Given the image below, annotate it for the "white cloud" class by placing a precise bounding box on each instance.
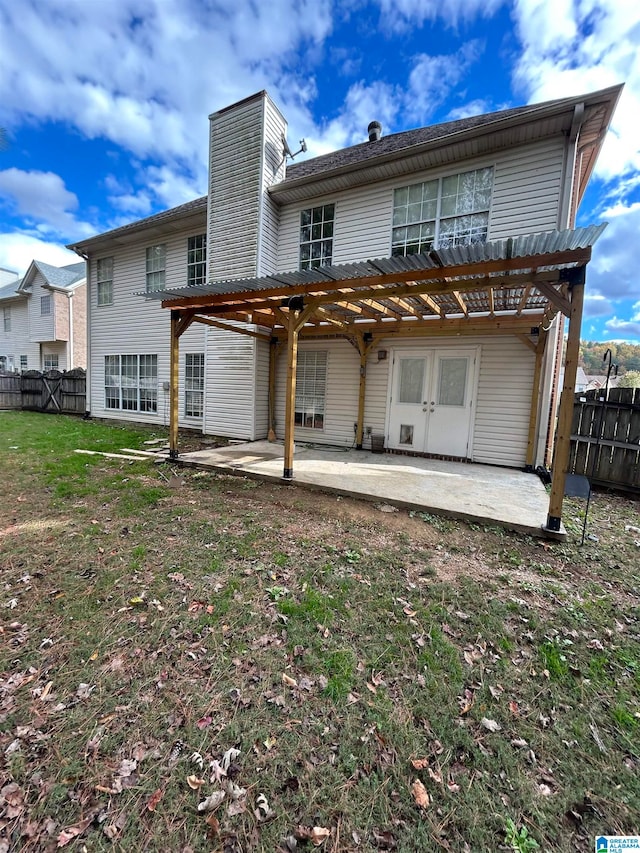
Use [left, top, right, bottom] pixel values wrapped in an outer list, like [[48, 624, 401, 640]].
[[375, 0, 505, 31], [604, 316, 640, 339], [583, 293, 613, 318], [0, 169, 95, 240], [405, 41, 484, 123], [588, 204, 640, 300], [0, 233, 80, 277], [511, 0, 640, 181], [445, 99, 493, 121], [0, 0, 333, 168]]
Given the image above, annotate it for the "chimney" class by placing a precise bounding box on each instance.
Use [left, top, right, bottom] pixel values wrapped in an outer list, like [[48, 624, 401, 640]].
[[368, 121, 382, 142]]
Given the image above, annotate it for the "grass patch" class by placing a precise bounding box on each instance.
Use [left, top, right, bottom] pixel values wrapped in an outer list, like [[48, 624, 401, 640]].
[[0, 412, 639, 851]]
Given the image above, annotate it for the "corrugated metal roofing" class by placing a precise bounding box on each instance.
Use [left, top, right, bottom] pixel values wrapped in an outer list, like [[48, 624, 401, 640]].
[[142, 225, 606, 303]]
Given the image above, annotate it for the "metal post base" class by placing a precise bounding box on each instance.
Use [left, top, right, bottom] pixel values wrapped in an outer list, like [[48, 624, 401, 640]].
[[545, 514, 561, 532], [169, 449, 179, 461], [282, 468, 293, 480]]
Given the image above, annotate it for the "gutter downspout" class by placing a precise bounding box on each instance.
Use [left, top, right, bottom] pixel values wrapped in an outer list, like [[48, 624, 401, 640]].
[[68, 291, 74, 370]]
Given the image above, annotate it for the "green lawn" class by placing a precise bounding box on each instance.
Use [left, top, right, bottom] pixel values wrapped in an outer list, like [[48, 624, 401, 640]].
[[0, 411, 638, 852]]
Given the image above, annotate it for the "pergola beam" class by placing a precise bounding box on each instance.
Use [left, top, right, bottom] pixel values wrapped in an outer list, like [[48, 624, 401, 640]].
[[161, 249, 589, 311]]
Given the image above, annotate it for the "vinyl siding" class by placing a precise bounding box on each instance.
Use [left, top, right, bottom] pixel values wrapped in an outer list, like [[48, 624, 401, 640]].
[[0, 298, 39, 368], [258, 96, 287, 275], [276, 138, 565, 270], [88, 225, 206, 427], [254, 336, 270, 438], [28, 273, 56, 342], [204, 325, 257, 439], [209, 96, 263, 280], [273, 335, 535, 468]]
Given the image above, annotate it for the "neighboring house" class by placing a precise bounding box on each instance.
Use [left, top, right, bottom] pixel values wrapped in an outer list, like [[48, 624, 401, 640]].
[[0, 261, 87, 372], [69, 86, 621, 529]]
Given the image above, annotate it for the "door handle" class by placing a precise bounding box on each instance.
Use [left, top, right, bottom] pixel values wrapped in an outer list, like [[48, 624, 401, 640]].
[[430, 408, 435, 413]]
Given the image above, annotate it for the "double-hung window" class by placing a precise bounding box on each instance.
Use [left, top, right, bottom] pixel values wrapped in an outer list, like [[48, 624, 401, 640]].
[[105, 354, 158, 412], [41, 295, 51, 316], [97, 257, 113, 305], [299, 204, 334, 270], [43, 353, 58, 370], [185, 353, 204, 418], [295, 351, 327, 429], [392, 167, 493, 255], [3, 307, 10, 332], [20, 355, 28, 370], [187, 235, 206, 286], [146, 245, 166, 292]]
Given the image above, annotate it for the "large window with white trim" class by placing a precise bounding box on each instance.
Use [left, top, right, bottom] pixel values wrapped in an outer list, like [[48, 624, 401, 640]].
[[392, 167, 493, 255], [97, 257, 113, 306], [43, 353, 58, 370], [295, 351, 327, 429], [185, 353, 204, 418], [105, 354, 157, 412], [299, 204, 334, 270], [187, 235, 206, 286], [146, 245, 166, 292]]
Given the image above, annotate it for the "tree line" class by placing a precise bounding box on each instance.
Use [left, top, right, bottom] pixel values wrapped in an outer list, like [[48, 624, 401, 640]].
[[580, 341, 640, 375]]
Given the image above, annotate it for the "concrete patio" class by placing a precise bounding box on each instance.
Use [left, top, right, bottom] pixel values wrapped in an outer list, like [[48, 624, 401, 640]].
[[170, 441, 561, 538]]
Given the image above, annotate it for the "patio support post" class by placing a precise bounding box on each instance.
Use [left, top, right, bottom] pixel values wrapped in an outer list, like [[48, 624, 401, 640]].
[[283, 310, 300, 480], [355, 334, 376, 449], [525, 328, 548, 471], [169, 309, 180, 460], [545, 269, 585, 532], [268, 336, 278, 442]]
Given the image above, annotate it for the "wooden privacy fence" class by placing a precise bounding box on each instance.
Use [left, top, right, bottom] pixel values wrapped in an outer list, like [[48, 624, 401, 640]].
[[0, 368, 86, 415], [570, 387, 640, 492]]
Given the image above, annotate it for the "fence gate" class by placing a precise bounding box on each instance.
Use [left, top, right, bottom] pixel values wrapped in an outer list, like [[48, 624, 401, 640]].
[[570, 387, 640, 492], [0, 368, 86, 414]]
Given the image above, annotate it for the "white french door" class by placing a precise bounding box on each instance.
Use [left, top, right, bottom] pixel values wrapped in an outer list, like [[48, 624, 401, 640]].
[[387, 348, 477, 458]]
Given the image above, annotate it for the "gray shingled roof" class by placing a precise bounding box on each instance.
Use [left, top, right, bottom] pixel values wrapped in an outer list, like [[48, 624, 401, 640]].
[[69, 196, 207, 251], [281, 94, 586, 184], [0, 278, 22, 300], [34, 260, 86, 289]]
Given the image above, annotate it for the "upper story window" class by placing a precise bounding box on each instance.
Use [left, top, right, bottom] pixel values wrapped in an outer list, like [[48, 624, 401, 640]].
[[300, 204, 334, 270], [187, 234, 206, 286], [41, 294, 51, 316], [146, 244, 166, 292], [97, 257, 113, 306], [3, 307, 10, 332], [392, 167, 493, 256]]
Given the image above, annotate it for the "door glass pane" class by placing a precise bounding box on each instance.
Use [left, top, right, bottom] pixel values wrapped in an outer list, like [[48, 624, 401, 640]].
[[438, 357, 467, 407], [399, 424, 414, 445], [398, 358, 425, 404]]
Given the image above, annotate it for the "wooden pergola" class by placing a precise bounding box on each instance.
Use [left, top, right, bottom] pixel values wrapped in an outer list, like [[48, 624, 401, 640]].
[[151, 226, 604, 534]]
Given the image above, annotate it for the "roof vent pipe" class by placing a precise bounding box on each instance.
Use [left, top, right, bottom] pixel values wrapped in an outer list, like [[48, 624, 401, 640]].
[[368, 121, 382, 142]]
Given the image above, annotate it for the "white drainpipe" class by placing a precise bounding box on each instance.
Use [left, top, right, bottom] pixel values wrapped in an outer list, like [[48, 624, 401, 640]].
[[68, 291, 74, 370]]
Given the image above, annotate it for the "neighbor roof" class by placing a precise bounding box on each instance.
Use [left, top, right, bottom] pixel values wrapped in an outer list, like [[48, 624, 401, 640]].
[[34, 261, 86, 289], [0, 278, 22, 300]]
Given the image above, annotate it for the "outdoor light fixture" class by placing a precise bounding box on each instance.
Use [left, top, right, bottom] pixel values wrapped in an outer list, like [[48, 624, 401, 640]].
[[377, 349, 387, 361]]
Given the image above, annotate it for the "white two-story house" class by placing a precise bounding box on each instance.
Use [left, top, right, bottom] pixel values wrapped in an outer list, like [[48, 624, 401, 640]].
[[69, 86, 621, 528], [0, 260, 87, 372]]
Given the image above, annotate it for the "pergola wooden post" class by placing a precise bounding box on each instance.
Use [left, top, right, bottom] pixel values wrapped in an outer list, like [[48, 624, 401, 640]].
[[525, 328, 548, 471], [545, 268, 585, 532], [169, 309, 180, 459], [268, 337, 278, 441], [282, 308, 300, 479], [355, 333, 376, 449]]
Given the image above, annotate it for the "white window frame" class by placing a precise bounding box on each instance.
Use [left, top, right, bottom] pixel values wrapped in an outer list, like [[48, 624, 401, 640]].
[[185, 352, 204, 418], [41, 294, 52, 316], [391, 167, 493, 255], [295, 350, 327, 430], [97, 257, 113, 306], [146, 245, 166, 293], [20, 355, 28, 370], [43, 353, 59, 370], [104, 354, 158, 413], [187, 234, 206, 286], [3, 307, 10, 332], [299, 204, 334, 270]]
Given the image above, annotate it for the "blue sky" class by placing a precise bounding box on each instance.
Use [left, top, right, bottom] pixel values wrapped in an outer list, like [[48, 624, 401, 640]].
[[0, 0, 639, 340]]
